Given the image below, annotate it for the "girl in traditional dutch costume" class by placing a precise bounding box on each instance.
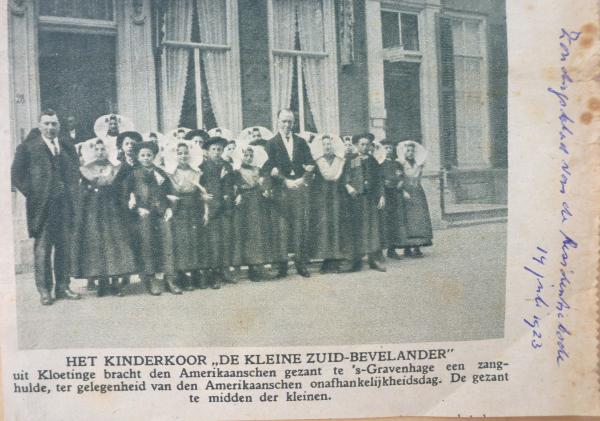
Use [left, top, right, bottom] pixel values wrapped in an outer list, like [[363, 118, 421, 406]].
[[71, 139, 136, 297], [166, 142, 209, 290], [125, 141, 181, 295], [379, 139, 408, 259], [199, 137, 236, 288], [113, 131, 144, 291], [397, 141, 433, 257], [309, 135, 349, 273], [342, 134, 387, 273], [231, 146, 271, 281]]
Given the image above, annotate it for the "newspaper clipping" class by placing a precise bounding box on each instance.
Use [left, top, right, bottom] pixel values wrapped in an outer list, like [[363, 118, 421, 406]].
[[0, 0, 599, 420]]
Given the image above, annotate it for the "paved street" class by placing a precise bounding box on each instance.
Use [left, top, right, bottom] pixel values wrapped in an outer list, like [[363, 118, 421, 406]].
[[15, 222, 506, 349]]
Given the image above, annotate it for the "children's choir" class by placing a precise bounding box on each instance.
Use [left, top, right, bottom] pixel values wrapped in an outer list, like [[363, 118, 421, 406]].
[[69, 112, 433, 298]]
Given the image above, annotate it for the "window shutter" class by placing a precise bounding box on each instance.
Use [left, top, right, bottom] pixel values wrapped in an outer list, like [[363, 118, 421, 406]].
[[438, 16, 458, 169]]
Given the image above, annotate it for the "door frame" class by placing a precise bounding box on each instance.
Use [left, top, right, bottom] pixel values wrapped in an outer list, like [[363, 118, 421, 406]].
[[383, 59, 423, 143]]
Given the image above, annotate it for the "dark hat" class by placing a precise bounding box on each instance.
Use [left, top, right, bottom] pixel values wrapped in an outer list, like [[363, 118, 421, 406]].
[[116, 131, 143, 149], [184, 129, 209, 142], [352, 133, 373, 144], [202, 136, 228, 150], [133, 140, 159, 157]]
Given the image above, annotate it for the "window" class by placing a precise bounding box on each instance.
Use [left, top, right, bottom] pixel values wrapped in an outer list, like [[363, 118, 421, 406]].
[[269, 0, 339, 133], [159, 0, 241, 132], [39, 0, 114, 21], [381, 10, 419, 51], [450, 16, 488, 167]]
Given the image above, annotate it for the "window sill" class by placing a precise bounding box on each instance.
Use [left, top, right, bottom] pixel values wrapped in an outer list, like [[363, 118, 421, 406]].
[[383, 48, 422, 62]]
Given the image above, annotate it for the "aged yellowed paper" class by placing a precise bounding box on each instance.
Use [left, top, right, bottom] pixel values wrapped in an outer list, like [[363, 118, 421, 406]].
[[0, 0, 599, 419]]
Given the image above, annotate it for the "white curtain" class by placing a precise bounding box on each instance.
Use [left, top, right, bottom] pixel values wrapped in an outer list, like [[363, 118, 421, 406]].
[[197, 0, 236, 129], [296, 0, 326, 132], [271, 0, 296, 119], [161, 0, 194, 131], [453, 19, 487, 166], [296, 0, 341, 133]]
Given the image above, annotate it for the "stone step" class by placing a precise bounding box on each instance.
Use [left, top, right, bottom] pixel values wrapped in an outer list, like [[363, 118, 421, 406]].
[[445, 216, 507, 229], [443, 203, 508, 225]]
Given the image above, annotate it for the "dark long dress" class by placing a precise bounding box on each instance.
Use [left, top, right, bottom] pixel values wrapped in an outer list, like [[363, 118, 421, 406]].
[[401, 161, 433, 247], [124, 165, 175, 275], [309, 155, 349, 260], [380, 158, 408, 249], [71, 161, 136, 278], [344, 154, 384, 257], [199, 158, 234, 269], [167, 165, 206, 271], [231, 165, 270, 266], [115, 157, 138, 252]]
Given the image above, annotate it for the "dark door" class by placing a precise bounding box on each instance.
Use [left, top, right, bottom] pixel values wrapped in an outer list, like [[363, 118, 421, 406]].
[[38, 31, 117, 140], [383, 61, 422, 143]]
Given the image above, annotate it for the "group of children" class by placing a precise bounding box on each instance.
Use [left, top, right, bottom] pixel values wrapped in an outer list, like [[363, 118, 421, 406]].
[[70, 127, 433, 298]]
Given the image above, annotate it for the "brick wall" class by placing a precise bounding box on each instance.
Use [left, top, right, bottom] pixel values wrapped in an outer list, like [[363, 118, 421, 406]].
[[238, 0, 272, 129], [336, 0, 370, 136]]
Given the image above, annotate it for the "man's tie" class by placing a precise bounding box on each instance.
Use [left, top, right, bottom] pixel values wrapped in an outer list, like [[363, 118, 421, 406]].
[[287, 136, 295, 176], [52, 139, 60, 156]]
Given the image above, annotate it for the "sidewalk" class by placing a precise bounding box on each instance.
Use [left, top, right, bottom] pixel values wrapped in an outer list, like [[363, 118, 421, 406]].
[[14, 221, 506, 349]]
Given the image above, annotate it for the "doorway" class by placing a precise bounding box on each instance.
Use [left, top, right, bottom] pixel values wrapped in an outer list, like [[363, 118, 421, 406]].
[[383, 61, 422, 143], [38, 31, 117, 140]]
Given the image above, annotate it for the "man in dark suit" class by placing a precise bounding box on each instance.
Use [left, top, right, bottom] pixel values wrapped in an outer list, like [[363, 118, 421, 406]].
[[264, 109, 315, 278], [63, 115, 85, 145], [11, 109, 82, 305]]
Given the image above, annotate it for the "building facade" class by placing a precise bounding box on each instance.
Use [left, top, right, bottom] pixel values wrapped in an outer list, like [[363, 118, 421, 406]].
[[8, 0, 507, 272]]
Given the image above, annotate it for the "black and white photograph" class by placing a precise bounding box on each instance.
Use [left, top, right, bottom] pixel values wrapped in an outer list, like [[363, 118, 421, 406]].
[[8, 0, 507, 349]]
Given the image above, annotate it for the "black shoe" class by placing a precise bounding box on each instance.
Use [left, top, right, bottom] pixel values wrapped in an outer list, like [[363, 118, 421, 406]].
[[342, 260, 363, 273], [97, 279, 109, 297], [386, 249, 402, 260], [107, 278, 124, 296], [55, 288, 81, 300], [248, 266, 261, 282], [275, 262, 288, 278], [39, 290, 53, 306], [178, 272, 194, 291], [319, 260, 333, 274], [192, 271, 207, 289], [86, 279, 97, 291], [331, 261, 342, 273], [166, 277, 183, 295], [119, 276, 131, 287], [222, 269, 237, 284], [404, 247, 413, 258], [413, 248, 424, 258], [206, 271, 221, 289], [368, 260, 387, 272], [296, 265, 311, 278], [149, 278, 162, 296]]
